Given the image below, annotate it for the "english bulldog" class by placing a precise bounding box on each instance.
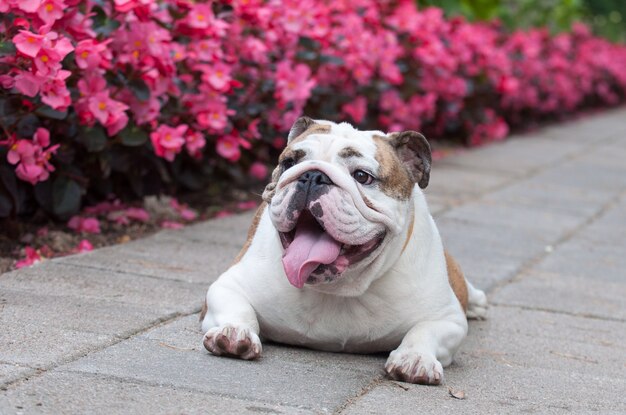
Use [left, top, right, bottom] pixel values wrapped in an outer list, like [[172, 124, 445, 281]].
[[200, 117, 487, 385]]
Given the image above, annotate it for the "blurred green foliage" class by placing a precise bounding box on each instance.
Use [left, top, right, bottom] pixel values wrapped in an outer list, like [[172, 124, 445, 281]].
[[418, 0, 625, 42]]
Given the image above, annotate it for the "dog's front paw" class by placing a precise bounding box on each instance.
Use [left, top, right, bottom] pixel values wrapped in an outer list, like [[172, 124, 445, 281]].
[[385, 350, 443, 385], [202, 325, 262, 360]]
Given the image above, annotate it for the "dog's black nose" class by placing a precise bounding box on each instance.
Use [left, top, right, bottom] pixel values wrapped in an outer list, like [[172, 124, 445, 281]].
[[298, 170, 333, 186]]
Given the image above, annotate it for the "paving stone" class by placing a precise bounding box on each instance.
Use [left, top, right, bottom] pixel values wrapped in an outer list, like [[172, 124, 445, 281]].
[[536, 236, 626, 283], [440, 199, 584, 240], [425, 163, 511, 202], [441, 137, 585, 176], [59, 228, 244, 285], [530, 158, 626, 192], [342, 367, 626, 415], [480, 178, 614, 217], [436, 217, 546, 289], [61, 315, 384, 412], [492, 269, 626, 321], [343, 306, 626, 414], [0, 371, 317, 415], [0, 263, 204, 312], [0, 364, 36, 388], [0, 289, 170, 368]]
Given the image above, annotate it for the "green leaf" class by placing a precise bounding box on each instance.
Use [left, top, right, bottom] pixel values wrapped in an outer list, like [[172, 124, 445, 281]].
[[0, 41, 16, 57], [35, 106, 68, 120], [319, 54, 345, 65], [77, 126, 108, 152], [129, 79, 151, 101], [52, 177, 82, 219], [119, 124, 149, 146], [298, 36, 320, 50], [0, 165, 18, 217], [16, 114, 40, 138]]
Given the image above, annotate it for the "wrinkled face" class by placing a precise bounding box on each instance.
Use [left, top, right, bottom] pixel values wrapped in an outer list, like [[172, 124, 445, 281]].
[[264, 117, 431, 293]]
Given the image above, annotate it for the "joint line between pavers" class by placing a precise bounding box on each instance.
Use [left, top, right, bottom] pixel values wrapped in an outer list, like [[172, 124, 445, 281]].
[[0, 309, 200, 391], [332, 375, 386, 415], [490, 302, 626, 323], [54, 369, 321, 411], [51, 260, 206, 285], [433, 130, 623, 217], [487, 188, 626, 298]]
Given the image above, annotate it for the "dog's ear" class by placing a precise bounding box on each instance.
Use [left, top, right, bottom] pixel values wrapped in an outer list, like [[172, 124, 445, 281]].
[[288, 116, 316, 143], [388, 131, 431, 189]]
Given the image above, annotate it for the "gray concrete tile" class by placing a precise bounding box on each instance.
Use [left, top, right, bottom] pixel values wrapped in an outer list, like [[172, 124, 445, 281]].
[[341, 368, 626, 415], [0, 263, 204, 312], [425, 164, 511, 201], [59, 228, 243, 285], [536, 236, 626, 283], [0, 371, 316, 415], [441, 137, 585, 176], [343, 306, 626, 414], [492, 270, 626, 321], [481, 178, 614, 218], [60, 315, 384, 412], [440, 200, 584, 239], [436, 218, 546, 289], [530, 159, 626, 192], [0, 289, 171, 368], [0, 364, 36, 388]]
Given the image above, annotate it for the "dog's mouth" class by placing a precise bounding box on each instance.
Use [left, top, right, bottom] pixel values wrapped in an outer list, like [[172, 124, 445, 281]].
[[279, 210, 385, 289]]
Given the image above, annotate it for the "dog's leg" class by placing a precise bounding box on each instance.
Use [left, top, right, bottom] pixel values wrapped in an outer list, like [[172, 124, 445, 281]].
[[466, 279, 488, 320], [201, 277, 262, 360], [385, 318, 467, 385]]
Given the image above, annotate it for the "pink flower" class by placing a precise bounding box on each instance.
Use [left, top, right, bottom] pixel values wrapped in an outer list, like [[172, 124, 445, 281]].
[[15, 246, 43, 269], [68, 216, 101, 234], [6, 128, 58, 185], [185, 131, 206, 158], [12, 30, 44, 58], [169, 198, 197, 221], [275, 61, 316, 104], [150, 124, 188, 161], [216, 134, 241, 162], [248, 162, 267, 180], [40, 70, 72, 110], [214, 210, 233, 218], [161, 220, 184, 229], [37, 0, 65, 25], [87, 92, 129, 135], [18, 0, 41, 12], [342, 96, 367, 124], [237, 201, 258, 211], [202, 63, 232, 92], [125, 207, 150, 222], [75, 239, 94, 253], [75, 39, 112, 69]]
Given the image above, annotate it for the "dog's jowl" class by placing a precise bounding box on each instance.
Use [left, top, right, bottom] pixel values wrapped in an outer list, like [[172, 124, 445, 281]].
[[201, 116, 487, 385]]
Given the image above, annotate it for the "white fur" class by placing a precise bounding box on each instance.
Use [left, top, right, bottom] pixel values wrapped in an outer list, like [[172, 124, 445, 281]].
[[201, 121, 487, 385]]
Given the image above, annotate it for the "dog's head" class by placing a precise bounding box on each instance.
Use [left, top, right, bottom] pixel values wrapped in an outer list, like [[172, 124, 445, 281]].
[[264, 116, 431, 296]]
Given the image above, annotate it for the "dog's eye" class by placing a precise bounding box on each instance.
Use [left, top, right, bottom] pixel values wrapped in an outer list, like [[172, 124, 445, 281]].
[[281, 158, 296, 170], [352, 170, 374, 185]]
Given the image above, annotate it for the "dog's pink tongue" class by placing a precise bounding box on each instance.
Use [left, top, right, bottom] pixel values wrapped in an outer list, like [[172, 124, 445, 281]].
[[282, 219, 342, 289]]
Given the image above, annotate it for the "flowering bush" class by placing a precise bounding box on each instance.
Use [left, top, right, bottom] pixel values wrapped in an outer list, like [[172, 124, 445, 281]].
[[1, 0, 625, 220]]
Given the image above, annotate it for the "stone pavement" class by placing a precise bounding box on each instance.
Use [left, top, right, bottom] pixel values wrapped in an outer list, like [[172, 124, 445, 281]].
[[2, 109, 626, 414]]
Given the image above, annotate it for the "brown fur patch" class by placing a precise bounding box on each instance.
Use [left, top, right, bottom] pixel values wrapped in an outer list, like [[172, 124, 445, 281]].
[[289, 124, 331, 145], [338, 146, 363, 159], [372, 135, 414, 200], [401, 215, 415, 255], [278, 148, 306, 164], [232, 202, 267, 265], [199, 299, 208, 322], [445, 251, 468, 313]]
